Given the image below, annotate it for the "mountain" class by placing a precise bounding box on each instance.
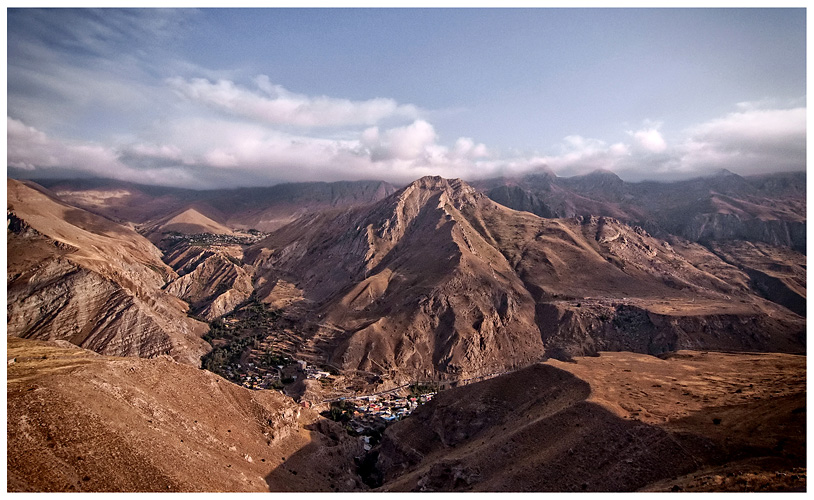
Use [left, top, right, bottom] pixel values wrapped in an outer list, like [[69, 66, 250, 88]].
[[474, 169, 806, 252], [34, 178, 397, 233], [7, 179, 209, 364], [17, 177, 397, 323], [373, 350, 805, 492], [247, 176, 546, 380], [6, 337, 365, 492], [246, 176, 804, 380], [145, 207, 235, 238], [162, 242, 253, 320]]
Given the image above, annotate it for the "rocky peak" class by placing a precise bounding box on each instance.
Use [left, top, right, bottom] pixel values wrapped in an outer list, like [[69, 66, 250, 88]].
[[400, 176, 482, 207], [708, 168, 738, 178]]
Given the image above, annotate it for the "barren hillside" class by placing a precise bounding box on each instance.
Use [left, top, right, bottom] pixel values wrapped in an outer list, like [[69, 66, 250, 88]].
[[247, 176, 804, 380], [6, 337, 365, 492], [7, 179, 209, 364], [375, 350, 806, 492]]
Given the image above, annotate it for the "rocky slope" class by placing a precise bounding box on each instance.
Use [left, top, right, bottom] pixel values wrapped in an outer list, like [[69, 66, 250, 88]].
[[373, 350, 806, 492], [248, 176, 545, 380], [162, 242, 253, 320], [6, 337, 365, 492], [475, 169, 806, 252], [247, 176, 804, 379], [7, 179, 209, 364], [706, 240, 806, 317]]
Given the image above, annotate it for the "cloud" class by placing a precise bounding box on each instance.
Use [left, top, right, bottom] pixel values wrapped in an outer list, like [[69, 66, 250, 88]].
[[528, 135, 631, 177], [8, 117, 210, 188], [452, 137, 489, 159], [7, 93, 805, 189], [8, 117, 122, 172], [7, 9, 197, 132], [514, 106, 805, 181], [628, 125, 667, 153], [666, 107, 806, 177], [167, 75, 421, 128], [362, 120, 438, 161]]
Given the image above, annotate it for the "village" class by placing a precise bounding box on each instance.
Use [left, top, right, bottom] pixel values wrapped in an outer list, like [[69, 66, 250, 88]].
[[161, 229, 267, 247], [223, 346, 437, 438], [202, 303, 440, 441]]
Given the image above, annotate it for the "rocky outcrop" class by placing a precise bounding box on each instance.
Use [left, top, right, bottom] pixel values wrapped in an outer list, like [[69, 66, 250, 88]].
[[7, 179, 209, 365], [536, 302, 805, 360], [163, 244, 253, 320]]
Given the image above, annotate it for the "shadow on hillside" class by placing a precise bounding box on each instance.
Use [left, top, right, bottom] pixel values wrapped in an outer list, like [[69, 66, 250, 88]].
[[262, 417, 366, 492], [260, 360, 805, 492], [368, 362, 804, 492]]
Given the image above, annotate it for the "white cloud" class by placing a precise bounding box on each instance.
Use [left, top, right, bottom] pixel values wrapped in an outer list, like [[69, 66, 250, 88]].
[[8, 117, 122, 172], [685, 107, 805, 147], [628, 125, 667, 153], [167, 75, 421, 128], [668, 107, 806, 177], [452, 137, 489, 159], [363, 120, 438, 162], [8, 99, 806, 189], [513, 106, 805, 181], [528, 135, 631, 177]]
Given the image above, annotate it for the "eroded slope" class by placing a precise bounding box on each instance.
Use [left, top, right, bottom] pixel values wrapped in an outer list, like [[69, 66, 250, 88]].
[[7, 179, 208, 364]]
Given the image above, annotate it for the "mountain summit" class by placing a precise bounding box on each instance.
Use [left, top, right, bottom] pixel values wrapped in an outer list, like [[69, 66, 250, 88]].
[[248, 176, 804, 380]]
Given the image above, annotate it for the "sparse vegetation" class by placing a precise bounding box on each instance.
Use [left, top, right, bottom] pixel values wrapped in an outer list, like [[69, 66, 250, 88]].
[[408, 382, 438, 397], [200, 299, 288, 381], [324, 401, 356, 423]]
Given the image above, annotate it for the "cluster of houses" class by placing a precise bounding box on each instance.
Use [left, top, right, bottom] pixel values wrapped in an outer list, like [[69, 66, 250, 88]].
[[226, 357, 333, 391], [344, 392, 437, 435], [297, 360, 332, 380], [163, 230, 266, 246]]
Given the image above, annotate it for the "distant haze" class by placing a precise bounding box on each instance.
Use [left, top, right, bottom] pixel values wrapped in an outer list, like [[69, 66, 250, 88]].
[[7, 8, 806, 189]]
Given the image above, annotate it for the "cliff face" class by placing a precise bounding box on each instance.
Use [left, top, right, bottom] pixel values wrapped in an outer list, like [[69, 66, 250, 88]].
[[7, 179, 209, 365], [679, 213, 806, 253]]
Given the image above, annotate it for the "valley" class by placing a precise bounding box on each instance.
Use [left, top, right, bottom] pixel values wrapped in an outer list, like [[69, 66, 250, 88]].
[[6, 170, 806, 492]]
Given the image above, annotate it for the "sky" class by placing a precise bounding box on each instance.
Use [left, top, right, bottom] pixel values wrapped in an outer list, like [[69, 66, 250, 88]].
[[5, 7, 807, 189]]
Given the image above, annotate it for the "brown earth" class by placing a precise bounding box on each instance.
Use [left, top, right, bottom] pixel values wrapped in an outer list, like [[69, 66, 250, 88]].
[[6, 340, 804, 493], [374, 350, 806, 492], [246, 176, 804, 380], [162, 243, 253, 320], [6, 337, 366, 492], [475, 169, 806, 252], [7, 179, 209, 364]]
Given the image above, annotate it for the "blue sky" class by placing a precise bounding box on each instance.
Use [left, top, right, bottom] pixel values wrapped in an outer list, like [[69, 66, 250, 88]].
[[6, 7, 807, 188]]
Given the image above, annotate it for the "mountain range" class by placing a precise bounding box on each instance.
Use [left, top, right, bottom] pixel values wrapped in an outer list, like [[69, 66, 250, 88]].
[[6, 168, 806, 492]]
